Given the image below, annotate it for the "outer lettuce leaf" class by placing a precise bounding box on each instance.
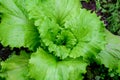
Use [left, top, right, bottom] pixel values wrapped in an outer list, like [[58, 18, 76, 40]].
[[97, 44, 120, 71], [0, 13, 1, 23], [29, 48, 87, 80], [26, 0, 81, 26], [117, 61, 120, 75], [65, 9, 105, 59], [97, 30, 120, 73], [26, 0, 105, 59], [0, 0, 40, 50], [0, 51, 30, 80]]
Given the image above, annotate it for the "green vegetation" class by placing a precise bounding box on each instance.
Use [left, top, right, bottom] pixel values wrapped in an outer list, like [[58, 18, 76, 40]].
[[0, 0, 120, 80]]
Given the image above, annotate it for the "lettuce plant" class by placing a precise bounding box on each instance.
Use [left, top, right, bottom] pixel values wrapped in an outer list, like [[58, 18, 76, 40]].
[[0, 0, 120, 80]]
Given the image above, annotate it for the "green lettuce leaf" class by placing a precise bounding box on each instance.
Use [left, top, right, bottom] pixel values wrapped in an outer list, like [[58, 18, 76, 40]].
[[96, 30, 120, 73], [0, 0, 40, 50], [117, 61, 120, 75], [65, 9, 105, 59], [29, 48, 87, 80], [0, 13, 1, 23], [0, 51, 30, 80], [26, 0, 105, 59], [26, 0, 81, 26]]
